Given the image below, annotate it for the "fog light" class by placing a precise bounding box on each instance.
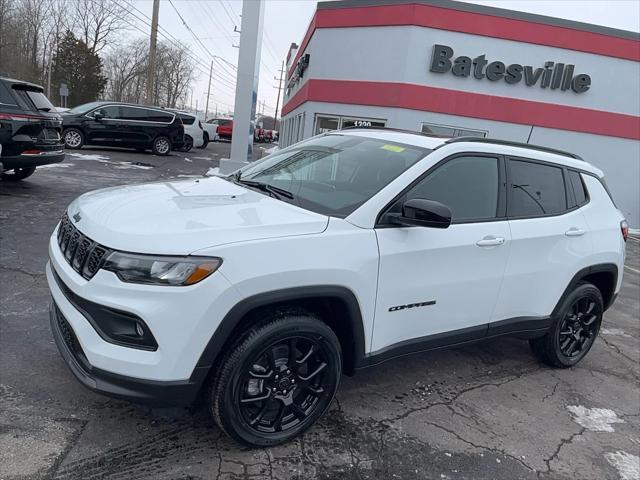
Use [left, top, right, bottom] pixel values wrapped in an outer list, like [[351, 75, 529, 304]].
[[135, 323, 145, 337]]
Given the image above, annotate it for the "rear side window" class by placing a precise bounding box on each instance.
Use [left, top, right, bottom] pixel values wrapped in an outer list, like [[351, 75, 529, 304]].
[[179, 114, 195, 125], [148, 110, 173, 123], [120, 106, 149, 121], [568, 170, 588, 206], [0, 83, 17, 106], [94, 105, 121, 118], [404, 156, 500, 222], [508, 160, 567, 217]]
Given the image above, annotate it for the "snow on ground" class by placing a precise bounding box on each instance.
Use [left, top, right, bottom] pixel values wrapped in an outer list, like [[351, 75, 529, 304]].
[[262, 145, 279, 155], [205, 167, 220, 176], [605, 451, 640, 480], [37, 163, 75, 169], [113, 162, 153, 170], [67, 153, 110, 162], [184, 157, 193, 162], [567, 405, 625, 432]]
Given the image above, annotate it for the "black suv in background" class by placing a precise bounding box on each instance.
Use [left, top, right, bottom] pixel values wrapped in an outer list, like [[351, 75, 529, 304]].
[[61, 102, 184, 155], [0, 77, 65, 181]]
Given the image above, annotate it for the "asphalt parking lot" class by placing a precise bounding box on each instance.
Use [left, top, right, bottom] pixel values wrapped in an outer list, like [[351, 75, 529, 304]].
[[1, 142, 638, 480]]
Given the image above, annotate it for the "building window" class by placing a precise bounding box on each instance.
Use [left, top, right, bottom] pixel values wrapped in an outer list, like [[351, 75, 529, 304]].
[[313, 114, 387, 135], [421, 123, 487, 138]]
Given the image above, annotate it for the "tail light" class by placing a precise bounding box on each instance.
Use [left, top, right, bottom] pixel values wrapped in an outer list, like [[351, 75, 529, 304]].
[[0, 112, 44, 122], [620, 219, 629, 242]]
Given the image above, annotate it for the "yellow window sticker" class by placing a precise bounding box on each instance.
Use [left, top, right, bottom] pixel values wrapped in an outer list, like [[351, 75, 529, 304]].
[[381, 144, 405, 153]]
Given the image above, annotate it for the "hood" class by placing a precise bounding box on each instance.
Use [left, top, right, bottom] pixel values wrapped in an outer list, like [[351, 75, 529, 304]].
[[67, 176, 329, 254]]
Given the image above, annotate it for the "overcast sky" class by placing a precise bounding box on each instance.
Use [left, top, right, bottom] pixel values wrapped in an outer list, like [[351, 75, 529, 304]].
[[131, 0, 640, 119]]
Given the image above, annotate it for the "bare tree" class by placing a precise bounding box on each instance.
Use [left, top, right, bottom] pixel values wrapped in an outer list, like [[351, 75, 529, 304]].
[[72, 0, 128, 54], [103, 40, 148, 102], [155, 41, 196, 108]]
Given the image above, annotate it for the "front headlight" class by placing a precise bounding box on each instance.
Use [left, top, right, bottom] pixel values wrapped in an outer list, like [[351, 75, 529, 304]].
[[102, 252, 222, 286]]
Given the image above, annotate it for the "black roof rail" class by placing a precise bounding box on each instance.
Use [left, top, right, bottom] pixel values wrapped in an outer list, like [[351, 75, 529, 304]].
[[444, 137, 583, 160]]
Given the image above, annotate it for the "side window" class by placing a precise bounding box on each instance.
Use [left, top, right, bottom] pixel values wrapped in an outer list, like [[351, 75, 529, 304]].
[[508, 160, 567, 217], [0, 83, 17, 105], [148, 111, 173, 122], [120, 106, 149, 121], [94, 106, 120, 118], [179, 114, 195, 125], [568, 170, 588, 206], [401, 156, 500, 222]]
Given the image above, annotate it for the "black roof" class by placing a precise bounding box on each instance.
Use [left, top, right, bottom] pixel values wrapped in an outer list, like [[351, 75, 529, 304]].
[[0, 76, 44, 91]]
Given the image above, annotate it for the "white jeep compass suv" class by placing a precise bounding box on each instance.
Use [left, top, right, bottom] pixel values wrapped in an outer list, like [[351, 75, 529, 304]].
[[47, 128, 628, 446]]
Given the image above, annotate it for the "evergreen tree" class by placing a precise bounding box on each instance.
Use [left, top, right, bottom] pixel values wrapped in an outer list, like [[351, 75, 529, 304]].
[[52, 30, 107, 107]]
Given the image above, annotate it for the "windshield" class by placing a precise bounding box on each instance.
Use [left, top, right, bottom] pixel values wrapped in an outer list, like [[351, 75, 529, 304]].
[[236, 134, 431, 217], [68, 101, 104, 115]]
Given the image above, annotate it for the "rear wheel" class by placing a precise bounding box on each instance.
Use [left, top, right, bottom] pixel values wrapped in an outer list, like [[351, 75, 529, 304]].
[[530, 282, 603, 368], [1, 166, 36, 181], [198, 132, 209, 149], [63, 128, 84, 149], [181, 135, 193, 152], [152, 136, 171, 156], [208, 311, 342, 447]]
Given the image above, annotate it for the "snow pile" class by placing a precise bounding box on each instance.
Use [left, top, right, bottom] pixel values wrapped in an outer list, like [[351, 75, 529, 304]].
[[604, 451, 640, 480], [567, 405, 624, 432], [67, 153, 110, 162]]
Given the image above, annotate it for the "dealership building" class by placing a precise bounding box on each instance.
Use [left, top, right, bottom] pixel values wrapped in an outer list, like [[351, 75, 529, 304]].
[[279, 0, 640, 227]]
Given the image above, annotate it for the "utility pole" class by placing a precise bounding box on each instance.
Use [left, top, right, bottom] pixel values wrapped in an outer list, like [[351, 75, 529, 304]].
[[223, 0, 265, 173], [205, 60, 213, 121], [146, 0, 160, 105], [273, 60, 285, 130]]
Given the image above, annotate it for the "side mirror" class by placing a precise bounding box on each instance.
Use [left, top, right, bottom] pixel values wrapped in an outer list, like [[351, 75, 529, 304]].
[[93, 112, 104, 121], [393, 198, 452, 228]]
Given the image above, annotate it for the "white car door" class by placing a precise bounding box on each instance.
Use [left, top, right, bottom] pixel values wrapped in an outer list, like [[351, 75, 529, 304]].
[[492, 158, 593, 323], [372, 154, 511, 356]]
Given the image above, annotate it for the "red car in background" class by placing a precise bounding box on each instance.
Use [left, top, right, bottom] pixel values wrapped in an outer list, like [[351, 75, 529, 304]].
[[214, 118, 233, 140]]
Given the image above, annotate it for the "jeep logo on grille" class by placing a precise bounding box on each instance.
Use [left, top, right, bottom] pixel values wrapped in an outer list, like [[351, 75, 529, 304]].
[[72, 212, 81, 223]]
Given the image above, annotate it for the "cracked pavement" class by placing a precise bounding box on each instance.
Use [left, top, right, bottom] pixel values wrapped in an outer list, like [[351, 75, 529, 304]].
[[1, 143, 638, 480]]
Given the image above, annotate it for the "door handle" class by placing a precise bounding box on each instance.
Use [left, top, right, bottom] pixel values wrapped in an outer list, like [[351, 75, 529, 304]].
[[476, 236, 505, 247], [565, 227, 586, 237]]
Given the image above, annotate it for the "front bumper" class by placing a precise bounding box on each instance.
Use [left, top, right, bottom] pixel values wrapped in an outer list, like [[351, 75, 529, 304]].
[[49, 301, 207, 405], [46, 228, 242, 393]]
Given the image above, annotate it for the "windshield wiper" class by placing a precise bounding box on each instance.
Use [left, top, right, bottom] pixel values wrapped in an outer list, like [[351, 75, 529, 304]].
[[236, 179, 295, 199]]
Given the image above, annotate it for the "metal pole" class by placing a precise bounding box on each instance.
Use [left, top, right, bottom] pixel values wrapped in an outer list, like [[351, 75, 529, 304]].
[[146, 0, 160, 105], [273, 60, 284, 130], [205, 60, 213, 121], [223, 0, 265, 172]]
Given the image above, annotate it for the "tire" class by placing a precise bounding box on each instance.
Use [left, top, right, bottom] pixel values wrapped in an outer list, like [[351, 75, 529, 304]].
[[198, 132, 209, 149], [181, 135, 193, 152], [208, 311, 342, 447], [63, 128, 84, 149], [1, 166, 36, 181], [529, 282, 603, 368], [152, 136, 171, 156]]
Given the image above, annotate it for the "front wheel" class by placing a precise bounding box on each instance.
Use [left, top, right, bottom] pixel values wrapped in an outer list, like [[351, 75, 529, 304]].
[[530, 282, 603, 368], [1, 166, 36, 181], [208, 312, 342, 447], [63, 128, 84, 149], [152, 136, 171, 156]]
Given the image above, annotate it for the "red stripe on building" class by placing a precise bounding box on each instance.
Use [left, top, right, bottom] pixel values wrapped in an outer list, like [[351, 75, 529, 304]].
[[287, 4, 640, 79], [281, 79, 640, 140]]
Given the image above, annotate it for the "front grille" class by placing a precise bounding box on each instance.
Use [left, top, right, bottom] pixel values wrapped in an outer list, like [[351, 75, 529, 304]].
[[57, 214, 111, 279]]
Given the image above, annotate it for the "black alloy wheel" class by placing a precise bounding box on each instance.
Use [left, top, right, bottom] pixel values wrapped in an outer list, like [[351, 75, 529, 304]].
[[557, 296, 600, 358], [530, 282, 603, 367], [209, 313, 341, 447], [238, 335, 331, 433], [1, 166, 36, 181]]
